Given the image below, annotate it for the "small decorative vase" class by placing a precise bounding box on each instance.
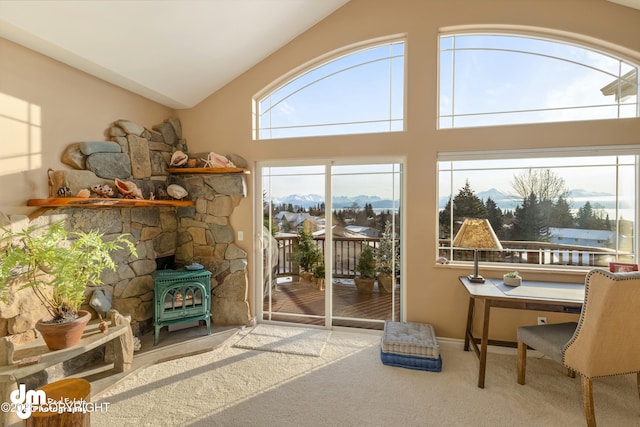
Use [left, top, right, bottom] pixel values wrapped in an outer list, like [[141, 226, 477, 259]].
[[503, 275, 522, 287], [35, 310, 91, 351]]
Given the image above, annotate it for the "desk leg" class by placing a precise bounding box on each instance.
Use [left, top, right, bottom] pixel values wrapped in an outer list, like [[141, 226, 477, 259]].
[[464, 297, 475, 352], [478, 300, 491, 389]]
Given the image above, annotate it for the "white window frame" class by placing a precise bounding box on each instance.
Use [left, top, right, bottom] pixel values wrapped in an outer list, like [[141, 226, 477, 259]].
[[254, 35, 407, 140], [437, 145, 640, 271], [438, 28, 640, 129]]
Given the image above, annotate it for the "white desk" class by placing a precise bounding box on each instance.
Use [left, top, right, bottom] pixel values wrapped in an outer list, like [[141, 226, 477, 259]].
[[459, 276, 584, 388]]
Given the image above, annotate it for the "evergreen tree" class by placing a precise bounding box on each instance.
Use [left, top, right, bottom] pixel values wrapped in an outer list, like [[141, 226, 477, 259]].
[[365, 203, 375, 218], [603, 213, 612, 231], [576, 201, 595, 229], [513, 192, 547, 241], [511, 168, 568, 241], [485, 197, 504, 238], [455, 181, 487, 218], [439, 180, 487, 237], [439, 198, 454, 238], [377, 210, 391, 233], [576, 202, 611, 230], [549, 195, 574, 228]]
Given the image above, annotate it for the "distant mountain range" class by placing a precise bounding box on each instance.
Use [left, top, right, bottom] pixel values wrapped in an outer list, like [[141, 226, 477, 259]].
[[439, 188, 619, 211], [270, 194, 400, 210], [273, 188, 615, 211], [268, 188, 619, 212]]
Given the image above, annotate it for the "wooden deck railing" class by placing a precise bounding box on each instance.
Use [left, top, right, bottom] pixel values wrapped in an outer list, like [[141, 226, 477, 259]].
[[439, 239, 632, 267], [275, 235, 383, 278], [272, 236, 632, 278]]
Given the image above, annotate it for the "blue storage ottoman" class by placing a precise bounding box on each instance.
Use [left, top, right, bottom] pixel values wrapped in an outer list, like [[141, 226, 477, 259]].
[[381, 321, 442, 372]]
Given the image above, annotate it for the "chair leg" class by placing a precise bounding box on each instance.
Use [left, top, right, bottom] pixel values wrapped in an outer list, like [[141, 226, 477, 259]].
[[581, 375, 596, 427], [517, 341, 526, 385], [637, 372, 640, 403]]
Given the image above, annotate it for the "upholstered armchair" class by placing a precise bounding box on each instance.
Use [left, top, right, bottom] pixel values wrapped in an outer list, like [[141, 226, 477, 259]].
[[516, 268, 640, 427]]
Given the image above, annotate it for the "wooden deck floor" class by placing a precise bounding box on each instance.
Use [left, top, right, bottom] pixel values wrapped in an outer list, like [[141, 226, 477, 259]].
[[262, 279, 400, 330]]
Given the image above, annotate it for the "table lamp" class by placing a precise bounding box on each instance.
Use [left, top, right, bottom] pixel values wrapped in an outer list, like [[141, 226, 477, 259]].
[[452, 219, 503, 283]]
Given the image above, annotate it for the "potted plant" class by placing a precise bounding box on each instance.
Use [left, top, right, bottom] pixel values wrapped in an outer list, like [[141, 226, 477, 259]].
[[0, 221, 137, 350], [293, 229, 322, 284], [375, 221, 399, 293], [312, 262, 325, 291], [355, 245, 376, 293], [503, 271, 522, 287]]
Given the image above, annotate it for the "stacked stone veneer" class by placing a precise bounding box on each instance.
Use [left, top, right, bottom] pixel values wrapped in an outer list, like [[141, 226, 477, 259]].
[[0, 118, 250, 341]]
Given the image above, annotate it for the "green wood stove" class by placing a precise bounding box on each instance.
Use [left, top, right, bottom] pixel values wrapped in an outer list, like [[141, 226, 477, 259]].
[[152, 269, 212, 345]]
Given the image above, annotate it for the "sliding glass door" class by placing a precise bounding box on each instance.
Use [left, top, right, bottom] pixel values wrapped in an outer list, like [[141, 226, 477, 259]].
[[258, 160, 402, 330], [329, 163, 401, 328], [261, 164, 327, 325]]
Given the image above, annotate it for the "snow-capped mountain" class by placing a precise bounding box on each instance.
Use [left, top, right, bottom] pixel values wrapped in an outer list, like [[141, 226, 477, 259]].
[[268, 194, 399, 209], [438, 188, 617, 211]]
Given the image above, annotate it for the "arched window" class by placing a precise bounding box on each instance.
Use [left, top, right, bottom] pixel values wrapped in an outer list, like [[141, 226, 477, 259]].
[[255, 38, 405, 140], [439, 33, 639, 128]]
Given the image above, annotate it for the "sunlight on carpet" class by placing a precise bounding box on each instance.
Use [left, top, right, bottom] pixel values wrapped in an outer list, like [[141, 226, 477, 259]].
[[91, 329, 640, 427], [231, 324, 331, 356]]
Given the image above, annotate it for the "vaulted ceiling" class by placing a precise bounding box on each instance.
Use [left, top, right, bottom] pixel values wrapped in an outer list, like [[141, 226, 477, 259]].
[[3, 1, 639, 110], [0, 0, 349, 109]]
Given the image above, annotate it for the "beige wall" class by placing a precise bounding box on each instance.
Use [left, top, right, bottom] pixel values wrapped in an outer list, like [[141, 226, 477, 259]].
[[179, 0, 640, 340], [3, 0, 640, 341], [0, 38, 174, 216]]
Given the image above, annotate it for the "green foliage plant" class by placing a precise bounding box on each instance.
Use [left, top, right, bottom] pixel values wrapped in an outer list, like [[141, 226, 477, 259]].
[[0, 221, 137, 322], [294, 229, 322, 273], [375, 221, 399, 276], [313, 262, 325, 279], [356, 245, 376, 279]]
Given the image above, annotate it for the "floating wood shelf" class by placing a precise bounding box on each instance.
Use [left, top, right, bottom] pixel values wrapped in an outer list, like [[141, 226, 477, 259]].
[[27, 197, 195, 208], [166, 167, 250, 174]]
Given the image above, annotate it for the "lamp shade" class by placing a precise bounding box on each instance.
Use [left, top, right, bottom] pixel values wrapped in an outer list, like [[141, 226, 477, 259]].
[[452, 219, 503, 251], [452, 219, 502, 283]]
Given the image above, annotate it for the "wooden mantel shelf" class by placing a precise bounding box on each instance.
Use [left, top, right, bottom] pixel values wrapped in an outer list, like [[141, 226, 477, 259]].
[[27, 197, 195, 208], [166, 167, 250, 174]]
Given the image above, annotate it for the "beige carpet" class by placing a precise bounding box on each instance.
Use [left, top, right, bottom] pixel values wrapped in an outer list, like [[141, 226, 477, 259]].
[[231, 324, 330, 356], [92, 326, 639, 427]]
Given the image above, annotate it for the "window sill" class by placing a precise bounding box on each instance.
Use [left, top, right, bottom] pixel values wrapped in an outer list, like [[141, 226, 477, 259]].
[[434, 261, 591, 279]]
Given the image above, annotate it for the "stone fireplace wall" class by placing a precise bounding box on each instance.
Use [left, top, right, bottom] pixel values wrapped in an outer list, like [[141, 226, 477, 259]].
[[0, 118, 250, 341]]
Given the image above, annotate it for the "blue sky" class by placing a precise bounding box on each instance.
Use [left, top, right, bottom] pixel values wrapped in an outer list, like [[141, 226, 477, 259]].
[[260, 34, 637, 205]]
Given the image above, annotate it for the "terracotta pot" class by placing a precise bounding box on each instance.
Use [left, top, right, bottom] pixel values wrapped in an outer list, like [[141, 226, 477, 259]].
[[300, 271, 314, 284], [35, 310, 91, 351]]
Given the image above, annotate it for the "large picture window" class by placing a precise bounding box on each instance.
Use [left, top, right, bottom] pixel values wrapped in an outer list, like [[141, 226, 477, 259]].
[[256, 38, 405, 139], [438, 147, 639, 269], [439, 33, 639, 129]]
